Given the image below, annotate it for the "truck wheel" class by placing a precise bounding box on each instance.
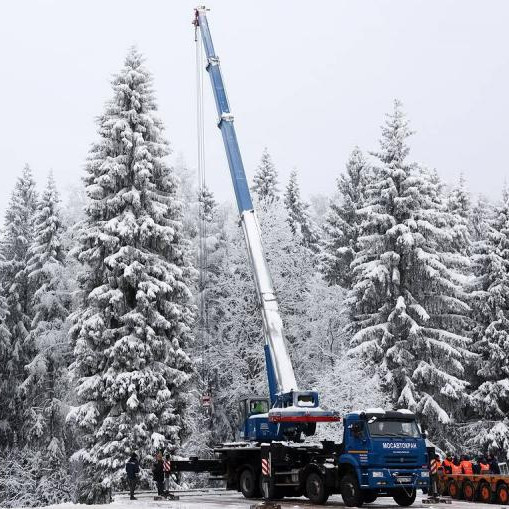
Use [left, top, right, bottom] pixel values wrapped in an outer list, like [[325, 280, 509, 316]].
[[305, 472, 329, 505], [477, 481, 492, 503], [340, 474, 363, 507], [393, 488, 416, 507], [497, 483, 509, 505], [239, 468, 258, 499], [448, 480, 461, 499], [363, 492, 377, 503], [462, 480, 475, 501]]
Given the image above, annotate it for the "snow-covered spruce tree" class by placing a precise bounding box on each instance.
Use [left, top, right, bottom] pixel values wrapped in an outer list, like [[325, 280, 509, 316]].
[[258, 198, 318, 376], [196, 185, 222, 335], [321, 146, 370, 288], [22, 173, 70, 453], [68, 48, 195, 503], [0, 269, 12, 446], [252, 148, 279, 203], [469, 195, 494, 344], [0, 278, 10, 364], [174, 156, 199, 241], [184, 185, 225, 452], [468, 190, 509, 457], [203, 210, 265, 440], [0, 447, 73, 508], [284, 170, 319, 253], [470, 194, 492, 245], [0, 164, 38, 445], [447, 174, 472, 257], [348, 101, 472, 437]]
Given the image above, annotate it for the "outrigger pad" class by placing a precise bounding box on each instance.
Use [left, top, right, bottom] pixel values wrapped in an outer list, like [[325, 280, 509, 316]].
[[422, 496, 452, 504]]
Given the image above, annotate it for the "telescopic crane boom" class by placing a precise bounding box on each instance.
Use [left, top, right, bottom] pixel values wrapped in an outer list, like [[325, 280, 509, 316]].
[[194, 7, 339, 441]]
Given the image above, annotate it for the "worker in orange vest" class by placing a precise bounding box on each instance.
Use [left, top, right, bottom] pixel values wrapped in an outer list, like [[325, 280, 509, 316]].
[[479, 457, 490, 473], [442, 453, 454, 474], [460, 455, 474, 475], [451, 457, 462, 475]]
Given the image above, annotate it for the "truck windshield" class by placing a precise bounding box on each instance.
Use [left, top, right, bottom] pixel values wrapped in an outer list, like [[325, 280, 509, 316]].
[[367, 419, 420, 438]]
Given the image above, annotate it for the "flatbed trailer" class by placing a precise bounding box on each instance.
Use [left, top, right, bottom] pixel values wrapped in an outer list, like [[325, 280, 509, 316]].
[[437, 471, 509, 505]]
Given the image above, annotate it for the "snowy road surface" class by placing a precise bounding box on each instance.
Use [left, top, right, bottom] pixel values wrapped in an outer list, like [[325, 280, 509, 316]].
[[22, 491, 501, 509], [52, 491, 501, 509]]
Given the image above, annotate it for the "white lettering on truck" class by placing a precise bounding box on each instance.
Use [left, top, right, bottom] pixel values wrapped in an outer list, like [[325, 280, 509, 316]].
[[382, 442, 417, 449]]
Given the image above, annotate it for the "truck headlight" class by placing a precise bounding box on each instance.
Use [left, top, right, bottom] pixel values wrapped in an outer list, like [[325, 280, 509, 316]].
[[421, 471, 429, 478], [372, 471, 384, 478]]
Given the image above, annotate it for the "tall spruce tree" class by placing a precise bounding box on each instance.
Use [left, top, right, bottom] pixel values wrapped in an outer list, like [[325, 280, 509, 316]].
[[469, 190, 509, 456], [0, 164, 38, 445], [252, 148, 279, 203], [22, 173, 70, 452], [186, 187, 231, 449], [0, 265, 12, 446], [284, 170, 319, 252], [469, 195, 493, 343], [68, 48, 195, 502], [321, 146, 370, 288], [348, 101, 472, 436], [203, 210, 264, 440], [447, 174, 472, 257]]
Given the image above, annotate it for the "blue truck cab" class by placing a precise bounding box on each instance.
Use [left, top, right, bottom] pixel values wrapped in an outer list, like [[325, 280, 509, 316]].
[[337, 409, 429, 506]]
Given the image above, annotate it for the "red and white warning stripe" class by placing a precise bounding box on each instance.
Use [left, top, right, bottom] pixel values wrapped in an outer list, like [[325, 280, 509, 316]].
[[261, 458, 270, 476], [430, 459, 437, 475]]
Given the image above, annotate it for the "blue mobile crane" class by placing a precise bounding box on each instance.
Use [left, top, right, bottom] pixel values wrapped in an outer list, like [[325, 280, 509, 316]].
[[168, 8, 430, 506], [193, 6, 340, 443]]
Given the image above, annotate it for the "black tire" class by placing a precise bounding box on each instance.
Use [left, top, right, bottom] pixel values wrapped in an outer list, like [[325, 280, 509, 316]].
[[498, 483, 509, 505], [477, 481, 492, 503], [363, 492, 377, 504], [340, 474, 364, 507], [239, 468, 259, 499], [305, 472, 329, 505], [393, 488, 416, 507], [462, 480, 475, 501], [448, 479, 461, 499]]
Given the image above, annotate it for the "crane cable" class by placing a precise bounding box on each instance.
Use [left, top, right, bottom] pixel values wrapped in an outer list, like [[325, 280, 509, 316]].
[[196, 24, 209, 386]]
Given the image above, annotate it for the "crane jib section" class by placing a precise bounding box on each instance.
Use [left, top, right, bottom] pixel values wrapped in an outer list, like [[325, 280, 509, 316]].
[[194, 7, 298, 395]]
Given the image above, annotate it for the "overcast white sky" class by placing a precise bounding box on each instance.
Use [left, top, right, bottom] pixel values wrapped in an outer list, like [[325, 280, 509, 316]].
[[1, 0, 508, 218]]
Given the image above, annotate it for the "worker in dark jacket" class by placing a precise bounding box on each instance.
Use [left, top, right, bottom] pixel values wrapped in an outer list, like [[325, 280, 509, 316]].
[[125, 452, 140, 500], [488, 453, 501, 474], [152, 451, 165, 496]]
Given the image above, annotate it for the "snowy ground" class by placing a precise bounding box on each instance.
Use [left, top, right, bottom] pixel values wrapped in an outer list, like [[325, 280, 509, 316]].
[[21, 491, 500, 509]]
